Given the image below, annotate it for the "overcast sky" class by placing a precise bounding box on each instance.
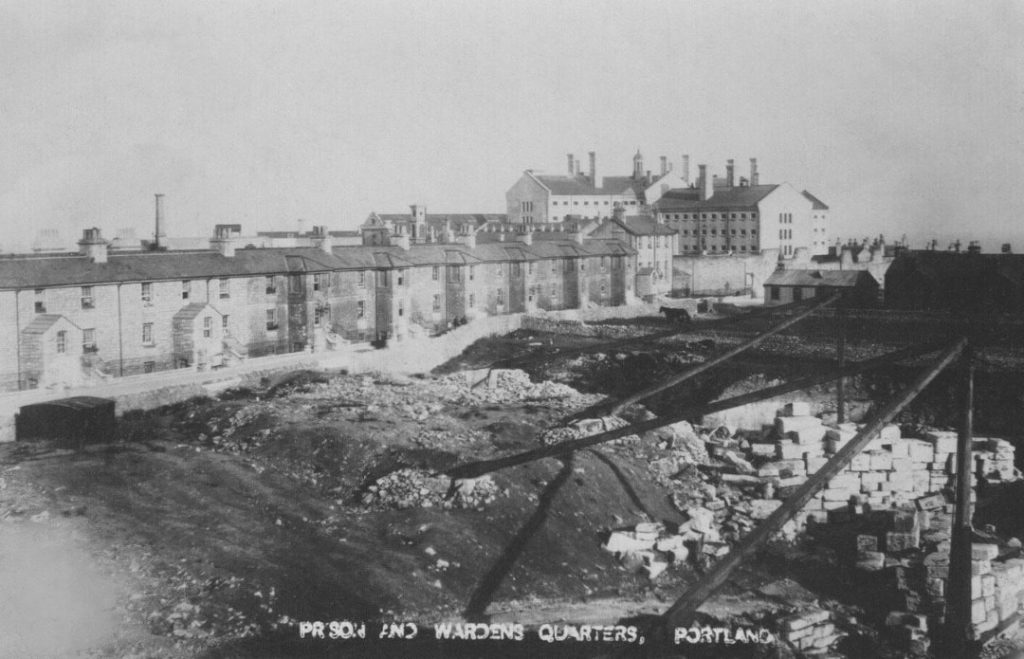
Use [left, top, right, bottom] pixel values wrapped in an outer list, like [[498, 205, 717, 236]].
[[1, 0, 1022, 251]]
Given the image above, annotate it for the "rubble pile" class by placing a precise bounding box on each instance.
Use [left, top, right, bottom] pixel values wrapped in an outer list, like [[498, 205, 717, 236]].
[[362, 470, 500, 510], [598, 400, 1023, 656], [437, 369, 603, 409]]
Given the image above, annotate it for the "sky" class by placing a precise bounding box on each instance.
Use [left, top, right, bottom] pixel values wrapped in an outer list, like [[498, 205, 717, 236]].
[[0, 0, 1022, 252]]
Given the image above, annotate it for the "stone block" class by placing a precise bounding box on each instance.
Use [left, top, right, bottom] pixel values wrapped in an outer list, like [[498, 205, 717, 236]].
[[869, 451, 893, 471], [887, 531, 921, 552], [857, 551, 886, 571], [879, 424, 901, 442], [750, 499, 783, 520], [776, 415, 822, 435], [604, 531, 655, 554], [925, 430, 959, 454], [972, 544, 999, 561], [782, 401, 812, 417], [857, 534, 879, 552]]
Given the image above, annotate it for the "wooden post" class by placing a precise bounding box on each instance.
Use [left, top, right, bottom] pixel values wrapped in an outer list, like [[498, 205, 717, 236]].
[[837, 299, 847, 423], [606, 293, 839, 416], [945, 346, 975, 655], [661, 338, 966, 627]]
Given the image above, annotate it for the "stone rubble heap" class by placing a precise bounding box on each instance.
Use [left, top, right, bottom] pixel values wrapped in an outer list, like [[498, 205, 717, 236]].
[[362, 470, 500, 510], [593, 400, 1022, 657]]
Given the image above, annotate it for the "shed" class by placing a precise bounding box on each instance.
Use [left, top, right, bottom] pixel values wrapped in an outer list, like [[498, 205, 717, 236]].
[[764, 269, 880, 307], [16, 396, 116, 448]]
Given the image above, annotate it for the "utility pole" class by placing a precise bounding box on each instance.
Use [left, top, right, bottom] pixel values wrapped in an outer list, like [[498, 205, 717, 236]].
[[945, 345, 975, 656]]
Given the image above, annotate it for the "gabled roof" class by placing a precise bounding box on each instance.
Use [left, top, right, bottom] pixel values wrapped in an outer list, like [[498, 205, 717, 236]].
[[802, 190, 829, 210], [173, 302, 222, 324], [653, 185, 780, 211], [765, 269, 873, 288], [22, 314, 77, 335]]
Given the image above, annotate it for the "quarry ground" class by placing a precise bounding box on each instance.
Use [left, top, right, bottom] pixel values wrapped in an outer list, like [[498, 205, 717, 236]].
[[3, 312, 1024, 658]]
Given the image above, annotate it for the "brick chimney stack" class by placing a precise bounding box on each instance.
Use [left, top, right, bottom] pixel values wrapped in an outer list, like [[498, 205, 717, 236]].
[[78, 227, 108, 263], [682, 154, 690, 185], [660, 156, 668, 177], [567, 153, 574, 175], [589, 151, 598, 187], [698, 164, 713, 201], [726, 159, 735, 187], [749, 158, 759, 186]]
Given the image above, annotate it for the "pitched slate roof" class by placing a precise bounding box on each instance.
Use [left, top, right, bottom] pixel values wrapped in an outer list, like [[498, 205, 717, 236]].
[[21, 314, 75, 335], [765, 269, 873, 288], [653, 185, 780, 211], [173, 303, 222, 324], [802, 190, 829, 210], [0, 235, 637, 290], [0, 247, 357, 290]]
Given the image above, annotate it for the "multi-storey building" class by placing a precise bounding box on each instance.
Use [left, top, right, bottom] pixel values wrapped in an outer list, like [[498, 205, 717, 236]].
[[505, 151, 688, 224], [652, 158, 829, 258], [0, 221, 636, 392], [588, 206, 678, 299]]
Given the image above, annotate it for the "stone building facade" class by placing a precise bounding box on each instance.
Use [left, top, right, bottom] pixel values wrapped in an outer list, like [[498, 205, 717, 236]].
[[0, 223, 636, 392]]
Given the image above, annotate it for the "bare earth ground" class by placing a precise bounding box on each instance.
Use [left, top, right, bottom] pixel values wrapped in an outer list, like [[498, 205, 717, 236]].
[[5, 315, 1024, 658]]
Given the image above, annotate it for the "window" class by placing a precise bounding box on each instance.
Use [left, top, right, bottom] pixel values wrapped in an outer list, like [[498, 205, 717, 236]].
[[770, 286, 780, 301], [357, 300, 365, 318], [397, 270, 405, 286], [266, 276, 277, 294], [143, 361, 155, 374], [432, 266, 439, 281], [181, 281, 190, 300], [289, 274, 302, 292], [56, 330, 67, 354], [142, 322, 154, 345], [520, 201, 533, 213], [550, 284, 557, 299], [203, 316, 212, 337], [600, 256, 607, 272], [496, 264, 503, 277], [358, 271, 366, 287], [266, 309, 278, 331], [141, 282, 152, 304], [222, 315, 229, 329], [793, 287, 804, 302], [497, 289, 504, 306], [219, 278, 230, 299], [398, 301, 404, 317], [35, 300, 46, 313], [83, 328, 97, 351], [469, 294, 476, 308], [528, 262, 534, 275], [432, 294, 441, 312], [313, 273, 326, 291], [79, 286, 94, 309], [469, 266, 476, 281]]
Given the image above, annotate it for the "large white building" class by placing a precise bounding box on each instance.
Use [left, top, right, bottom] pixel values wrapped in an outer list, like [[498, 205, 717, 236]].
[[652, 158, 830, 259], [506, 151, 688, 224]]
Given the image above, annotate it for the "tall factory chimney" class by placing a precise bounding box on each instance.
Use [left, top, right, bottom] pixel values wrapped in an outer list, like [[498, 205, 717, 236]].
[[567, 153, 575, 175], [726, 159, 735, 187], [749, 158, 759, 186], [660, 156, 668, 177], [682, 155, 690, 185], [154, 193, 166, 249], [588, 151, 598, 187]]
